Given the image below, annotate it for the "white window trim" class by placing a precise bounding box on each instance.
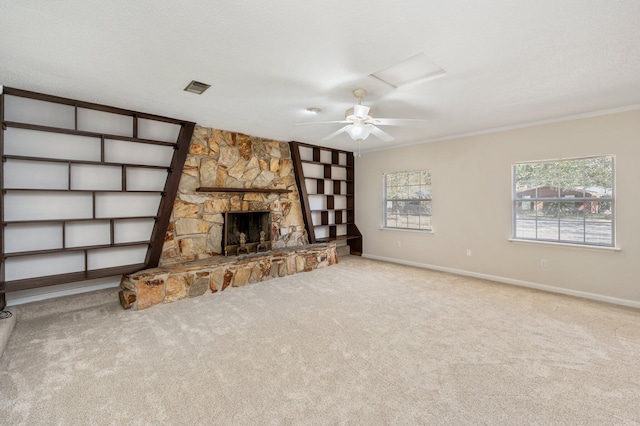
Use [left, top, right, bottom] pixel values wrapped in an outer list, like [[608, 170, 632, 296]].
[[507, 238, 620, 252]]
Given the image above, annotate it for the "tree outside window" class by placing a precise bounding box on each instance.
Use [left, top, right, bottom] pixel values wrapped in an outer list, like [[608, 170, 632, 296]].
[[384, 170, 432, 231], [513, 156, 614, 246]]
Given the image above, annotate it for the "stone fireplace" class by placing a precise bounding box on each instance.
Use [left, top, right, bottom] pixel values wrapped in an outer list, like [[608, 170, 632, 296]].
[[158, 127, 308, 267], [119, 126, 337, 311]]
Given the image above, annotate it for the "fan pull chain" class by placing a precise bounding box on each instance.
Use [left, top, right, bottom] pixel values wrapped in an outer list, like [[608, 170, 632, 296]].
[[358, 140, 362, 157]]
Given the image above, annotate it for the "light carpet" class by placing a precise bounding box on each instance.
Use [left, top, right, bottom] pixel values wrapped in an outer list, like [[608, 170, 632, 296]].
[[1, 256, 640, 425]]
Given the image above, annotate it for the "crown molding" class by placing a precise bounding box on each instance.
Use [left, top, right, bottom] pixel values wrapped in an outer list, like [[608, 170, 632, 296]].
[[361, 103, 640, 154]]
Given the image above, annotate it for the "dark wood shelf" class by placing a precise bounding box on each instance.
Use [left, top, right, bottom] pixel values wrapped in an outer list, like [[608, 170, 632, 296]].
[[310, 209, 353, 213], [4, 87, 190, 125], [290, 140, 353, 154], [306, 193, 352, 197], [196, 187, 291, 194], [3, 215, 158, 225], [3, 188, 164, 194], [304, 177, 354, 183], [312, 223, 354, 228], [3, 154, 170, 170], [3, 121, 178, 147], [3, 241, 151, 259], [0, 263, 147, 293], [300, 159, 352, 168]]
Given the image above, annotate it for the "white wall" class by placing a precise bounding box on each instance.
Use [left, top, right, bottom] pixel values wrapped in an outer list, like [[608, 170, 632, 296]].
[[356, 109, 640, 306]]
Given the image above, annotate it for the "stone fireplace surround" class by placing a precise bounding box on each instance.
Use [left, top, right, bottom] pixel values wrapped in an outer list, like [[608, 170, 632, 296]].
[[118, 126, 337, 310], [160, 126, 308, 266]]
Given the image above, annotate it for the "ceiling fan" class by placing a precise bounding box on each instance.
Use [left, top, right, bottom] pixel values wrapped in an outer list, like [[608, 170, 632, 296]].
[[297, 89, 429, 143]]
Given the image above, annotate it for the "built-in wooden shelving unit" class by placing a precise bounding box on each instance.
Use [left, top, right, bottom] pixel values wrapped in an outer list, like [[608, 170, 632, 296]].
[[0, 87, 195, 308], [290, 141, 362, 255]]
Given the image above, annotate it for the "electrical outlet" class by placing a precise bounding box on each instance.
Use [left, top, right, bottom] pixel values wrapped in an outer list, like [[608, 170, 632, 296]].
[[466, 249, 472, 256], [540, 259, 548, 268]]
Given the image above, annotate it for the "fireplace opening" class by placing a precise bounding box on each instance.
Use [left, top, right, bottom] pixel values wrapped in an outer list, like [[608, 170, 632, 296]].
[[223, 211, 271, 256]]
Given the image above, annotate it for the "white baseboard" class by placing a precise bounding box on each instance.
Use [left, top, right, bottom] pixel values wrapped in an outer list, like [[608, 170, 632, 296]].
[[6, 277, 121, 307], [362, 253, 640, 309]]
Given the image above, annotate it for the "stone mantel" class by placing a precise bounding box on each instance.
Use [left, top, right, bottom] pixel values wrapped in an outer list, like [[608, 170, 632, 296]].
[[195, 187, 292, 193]]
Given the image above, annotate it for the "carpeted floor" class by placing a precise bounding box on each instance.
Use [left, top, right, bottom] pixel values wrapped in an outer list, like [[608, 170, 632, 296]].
[[1, 256, 639, 425]]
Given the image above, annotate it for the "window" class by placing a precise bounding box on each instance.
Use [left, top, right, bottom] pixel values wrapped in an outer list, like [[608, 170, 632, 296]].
[[383, 170, 432, 231], [513, 156, 614, 246]]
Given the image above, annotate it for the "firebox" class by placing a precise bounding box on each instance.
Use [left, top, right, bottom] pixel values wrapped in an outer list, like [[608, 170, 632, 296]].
[[223, 210, 271, 256]]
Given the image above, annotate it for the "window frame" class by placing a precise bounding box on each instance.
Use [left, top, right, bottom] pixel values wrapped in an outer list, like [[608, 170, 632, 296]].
[[512, 155, 615, 248], [382, 169, 433, 232]]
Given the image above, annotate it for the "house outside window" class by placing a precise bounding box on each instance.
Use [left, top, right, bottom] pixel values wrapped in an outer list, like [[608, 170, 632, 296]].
[[513, 156, 614, 246], [383, 170, 432, 231]]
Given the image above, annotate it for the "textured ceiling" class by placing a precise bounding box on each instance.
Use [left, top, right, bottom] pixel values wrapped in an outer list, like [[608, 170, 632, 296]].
[[1, 0, 640, 152]]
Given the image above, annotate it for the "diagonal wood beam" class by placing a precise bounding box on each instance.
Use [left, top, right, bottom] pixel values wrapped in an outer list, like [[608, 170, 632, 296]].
[[145, 122, 195, 268]]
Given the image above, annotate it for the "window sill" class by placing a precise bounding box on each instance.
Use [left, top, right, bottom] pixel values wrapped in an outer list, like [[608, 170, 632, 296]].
[[380, 227, 434, 234], [507, 238, 621, 252]]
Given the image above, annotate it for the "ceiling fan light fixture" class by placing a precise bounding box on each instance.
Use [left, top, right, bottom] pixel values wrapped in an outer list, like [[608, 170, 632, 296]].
[[346, 124, 373, 141], [297, 87, 428, 144]]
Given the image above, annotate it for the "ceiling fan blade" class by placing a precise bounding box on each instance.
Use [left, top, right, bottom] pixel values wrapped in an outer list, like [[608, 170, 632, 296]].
[[353, 104, 370, 119], [370, 118, 429, 128], [295, 120, 351, 126], [321, 126, 349, 141], [370, 126, 394, 142]]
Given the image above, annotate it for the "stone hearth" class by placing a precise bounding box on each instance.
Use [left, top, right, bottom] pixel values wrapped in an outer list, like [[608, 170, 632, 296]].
[[119, 243, 337, 310]]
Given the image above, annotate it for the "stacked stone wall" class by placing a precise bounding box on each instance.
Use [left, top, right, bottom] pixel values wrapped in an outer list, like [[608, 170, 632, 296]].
[[160, 127, 307, 265]]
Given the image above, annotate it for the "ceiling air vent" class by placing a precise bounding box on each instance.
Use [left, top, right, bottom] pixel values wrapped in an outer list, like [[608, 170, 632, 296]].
[[184, 80, 211, 95]]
